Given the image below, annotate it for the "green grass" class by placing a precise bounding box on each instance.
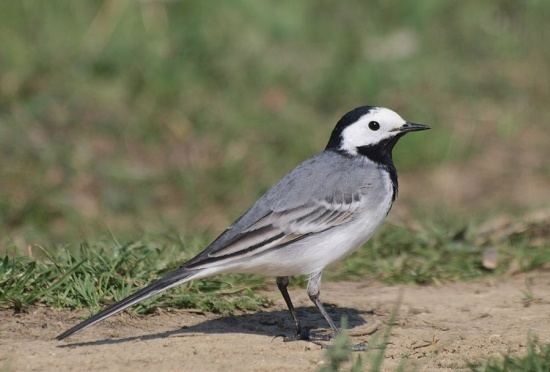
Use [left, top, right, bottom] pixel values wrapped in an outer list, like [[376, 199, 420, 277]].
[[470, 336, 550, 372], [1, 221, 547, 314], [319, 318, 364, 372], [0, 235, 270, 314], [328, 222, 550, 285]]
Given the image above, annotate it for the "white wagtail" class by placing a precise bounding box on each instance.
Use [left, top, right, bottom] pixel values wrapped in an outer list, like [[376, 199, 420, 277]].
[[57, 106, 429, 341]]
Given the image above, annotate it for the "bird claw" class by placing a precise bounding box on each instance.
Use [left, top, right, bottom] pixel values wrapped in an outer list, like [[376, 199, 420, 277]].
[[317, 339, 368, 352], [350, 342, 368, 351], [286, 326, 312, 341], [308, 330, 335, 342], [272, 326, 312, 342], [273, 328, 367, 352]]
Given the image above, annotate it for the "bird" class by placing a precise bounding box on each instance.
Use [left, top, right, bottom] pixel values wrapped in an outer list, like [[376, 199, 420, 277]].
[[57, 105, 429, 342]]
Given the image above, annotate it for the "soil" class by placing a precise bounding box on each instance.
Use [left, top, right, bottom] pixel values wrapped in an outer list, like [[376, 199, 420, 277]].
[[1, 272, 549, 372]]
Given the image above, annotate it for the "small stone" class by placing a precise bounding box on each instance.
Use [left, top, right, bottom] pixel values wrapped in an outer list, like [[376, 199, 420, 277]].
[[482, 247, 499, 270]]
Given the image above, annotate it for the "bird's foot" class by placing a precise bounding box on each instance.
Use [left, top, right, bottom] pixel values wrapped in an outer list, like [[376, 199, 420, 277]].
[[350, 342, 368, 352], [316, 336, 368, 351], [273, 328, 367, 351], [307, 329, 335, 342], [274, 325, 331, 342], [275, 326, 312, 342]]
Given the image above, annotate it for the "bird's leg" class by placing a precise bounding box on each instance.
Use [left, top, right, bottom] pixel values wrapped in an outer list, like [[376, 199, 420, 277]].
[[307, 271, 338, 337], [276, 276, 309, 341], [307, 271, 368, 351]]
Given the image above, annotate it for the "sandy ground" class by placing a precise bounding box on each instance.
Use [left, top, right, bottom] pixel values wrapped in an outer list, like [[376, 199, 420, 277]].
[[1, 272, 549, 372]]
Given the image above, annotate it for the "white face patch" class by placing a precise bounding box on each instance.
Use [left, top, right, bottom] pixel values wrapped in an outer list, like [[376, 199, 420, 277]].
[[339, 107, 407, 155]]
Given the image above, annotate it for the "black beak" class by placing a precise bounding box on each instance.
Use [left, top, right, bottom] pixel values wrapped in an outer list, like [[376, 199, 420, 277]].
[[398, 122, 431, 133]]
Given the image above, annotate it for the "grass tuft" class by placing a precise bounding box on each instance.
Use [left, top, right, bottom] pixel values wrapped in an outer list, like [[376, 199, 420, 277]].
[[319, 295, 405, 372], [319, 317, 364, 372], [0, 237, 270, 314], [470, 336, 550, 372]]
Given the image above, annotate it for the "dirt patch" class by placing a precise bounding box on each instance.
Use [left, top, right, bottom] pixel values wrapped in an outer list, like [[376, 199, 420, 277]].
[[1, 272, 549, 371]]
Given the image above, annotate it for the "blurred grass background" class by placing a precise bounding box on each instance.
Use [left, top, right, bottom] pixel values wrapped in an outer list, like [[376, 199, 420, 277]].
[[1, 0, 549, 248], [1, 4, 550, 368]]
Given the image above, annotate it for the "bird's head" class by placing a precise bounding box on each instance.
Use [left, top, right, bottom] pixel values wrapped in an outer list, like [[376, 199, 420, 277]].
[[326, 106, 430, 159]]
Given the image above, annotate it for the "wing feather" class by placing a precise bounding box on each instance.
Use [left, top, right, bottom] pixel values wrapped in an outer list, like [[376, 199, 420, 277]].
[[187, 190, 366, 268]]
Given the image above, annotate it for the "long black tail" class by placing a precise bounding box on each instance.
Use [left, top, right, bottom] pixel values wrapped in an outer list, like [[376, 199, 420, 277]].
[[56, 268, 196, 340]]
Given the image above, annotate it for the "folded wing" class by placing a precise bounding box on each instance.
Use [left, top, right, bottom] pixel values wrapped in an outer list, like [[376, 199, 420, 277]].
[[186, 190, 366, 269]]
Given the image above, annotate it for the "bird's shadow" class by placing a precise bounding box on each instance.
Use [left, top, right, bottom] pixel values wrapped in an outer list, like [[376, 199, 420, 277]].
[[58, 305, 370, 348]]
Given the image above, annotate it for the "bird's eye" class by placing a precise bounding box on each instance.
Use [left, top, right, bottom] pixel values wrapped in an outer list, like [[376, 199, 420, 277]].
[[368, 121, 380, 131]]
